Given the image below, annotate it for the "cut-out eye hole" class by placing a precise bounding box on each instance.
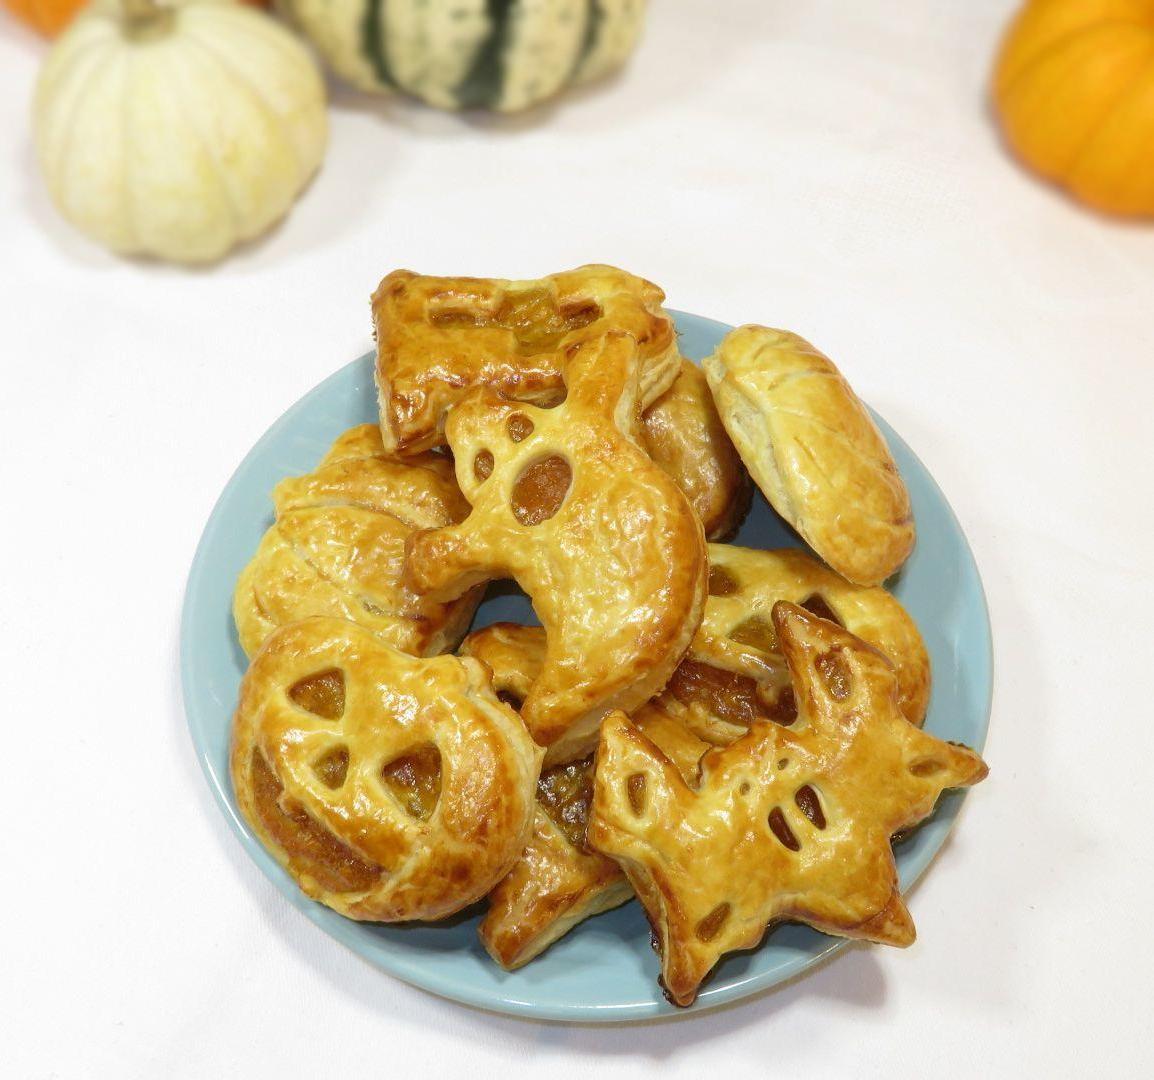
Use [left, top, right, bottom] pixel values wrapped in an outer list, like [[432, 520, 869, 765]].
[[768, 806, 801, 851], [909, 758, 945, 778], [730, 616, 778, 653], [815, 650, 853, 701], [490, 289, 602, 352], [695, 902, 731, 943], [511, 455, 572, 526], [506, 413, 534, 442], [289, 669, 345, 720], [380, 745, 442, 820], [801, 593, 843, 626], [312, 746, 349, 790], [627, 772, 647, 816], [794, 784, 826, 829], [496, 689, 524, 712], [708, 565, 740, 597], [474, 450, 494, 482]]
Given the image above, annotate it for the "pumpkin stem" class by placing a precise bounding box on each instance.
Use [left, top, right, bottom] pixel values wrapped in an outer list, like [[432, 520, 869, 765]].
[[122, 0, 176, 40]]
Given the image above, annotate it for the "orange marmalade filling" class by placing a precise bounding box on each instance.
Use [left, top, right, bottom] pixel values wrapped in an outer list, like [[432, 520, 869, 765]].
[[474, 449, 495, 481], [380, 745, 443, 821], [511, 455, 572, 526], [801, 593, 840, 624], [431, 288, 601, 353], [506, 413, 535, 442], [537, 756, 596, 850], [288, 669, 345, 720], [707, 565, 740, 596], [312, 746, 349, 789], [668, 660, 798, 727], [251, 749, 378, 893], [729, 615, 778, 652]]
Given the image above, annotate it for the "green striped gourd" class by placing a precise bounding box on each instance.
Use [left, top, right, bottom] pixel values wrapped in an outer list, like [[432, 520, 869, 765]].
[[278, 0, 648, 112]]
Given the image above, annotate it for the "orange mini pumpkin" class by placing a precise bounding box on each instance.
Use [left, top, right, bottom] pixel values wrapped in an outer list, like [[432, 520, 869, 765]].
[[993, 0, 1154, 216], [4, 0, 266, 36], [4, 0, 88, 36]]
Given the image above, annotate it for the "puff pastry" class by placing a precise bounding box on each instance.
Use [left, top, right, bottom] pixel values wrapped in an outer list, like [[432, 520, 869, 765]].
[[480, 754, 633, 969], [406, 332, 708, 765], [231, 618, 542, 922], [234, 425, 481, 658], [467, 623, 710, 969], [703, 326, 915, 586], [664, 544, 931, 745], [588, 602, 987, 1006], [373, 264, 681, 455], [641, 359, 752, 541]]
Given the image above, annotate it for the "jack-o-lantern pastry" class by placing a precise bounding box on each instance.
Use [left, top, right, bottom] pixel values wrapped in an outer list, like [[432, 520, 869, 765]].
[[640, 359, 752, 541], [703, 326, 915, 586], [231, 618, 543, 922], [467, 623, 711, 969], [588, 602, 987, 1007], [233, 425, 482, 659], [664, 544, 931, 745], [372, 264, 681, 455], [406, 332, 708, 766]]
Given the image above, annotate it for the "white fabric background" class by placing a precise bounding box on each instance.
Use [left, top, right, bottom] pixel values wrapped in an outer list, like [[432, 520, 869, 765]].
[[2, 1, 1151, 1075]]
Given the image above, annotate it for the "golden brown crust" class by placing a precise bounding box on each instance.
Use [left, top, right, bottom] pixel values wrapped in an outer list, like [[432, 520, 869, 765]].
[[231, 618, 543, 922], [664, 544, 931, 744], [588, 603, 987, 1007], [480, 768, 634, 970], [233, 425, 482, 658], [373, 264, 681, 455], [459, 622, 546, 712], [467, 624, 710, 969], [406, 333, 708, 766], [703, 327, 915, 586], [641, 359, 752, 541]]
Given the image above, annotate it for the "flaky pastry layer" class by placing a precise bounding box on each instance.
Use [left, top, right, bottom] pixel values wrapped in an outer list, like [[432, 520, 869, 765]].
[[703, 326, 914, 585], [233, 425, 480, 658], [231, 618, 542, 922], [373, 264, 680, 455]]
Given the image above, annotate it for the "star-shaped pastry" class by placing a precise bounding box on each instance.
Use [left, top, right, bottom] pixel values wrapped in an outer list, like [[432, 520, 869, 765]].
[[588, 601, 987, 1006]]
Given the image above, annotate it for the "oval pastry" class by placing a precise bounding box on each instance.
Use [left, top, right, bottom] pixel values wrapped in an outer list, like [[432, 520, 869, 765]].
[[406, 332, 707, 766], [372, 264, 681, 455], [641, 358, 752, 541], [703, 326, 915, 586], [231, 618, 543, 922], [664, 544, 931, 745], [233, 425, 481, 658]]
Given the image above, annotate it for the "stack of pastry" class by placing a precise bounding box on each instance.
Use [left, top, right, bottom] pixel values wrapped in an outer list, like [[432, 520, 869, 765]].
[[230, 265, 987, 1007]]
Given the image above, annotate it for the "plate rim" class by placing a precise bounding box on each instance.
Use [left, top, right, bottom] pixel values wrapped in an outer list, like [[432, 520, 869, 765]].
[[180, 309, 993, 1022]]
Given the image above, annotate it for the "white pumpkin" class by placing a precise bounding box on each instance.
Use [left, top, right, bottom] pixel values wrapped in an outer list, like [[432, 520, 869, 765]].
[[34, 0, 328, 264]]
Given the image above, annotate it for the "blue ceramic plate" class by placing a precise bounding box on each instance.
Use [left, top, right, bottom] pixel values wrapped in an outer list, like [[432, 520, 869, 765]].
[[181, 310, 992, 1022]]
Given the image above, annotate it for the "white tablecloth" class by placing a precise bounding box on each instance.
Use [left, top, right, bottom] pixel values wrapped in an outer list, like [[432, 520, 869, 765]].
[[3, 1, 1151, 1075]]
